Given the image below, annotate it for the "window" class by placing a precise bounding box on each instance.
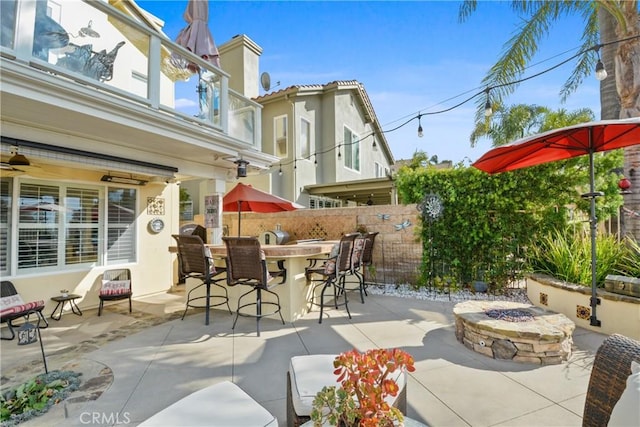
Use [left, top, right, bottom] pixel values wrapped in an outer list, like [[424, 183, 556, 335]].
[[106, 188, 137, 264], [275, 115, 288, 158], [301, 118, 311, 159], [18, 183, 60, 268], [344, 127, 360, 171], [8, 180, 137, 273], [65, 187, 99, 265], [375, 162, 385, 178], [309, 196, 341, 209]]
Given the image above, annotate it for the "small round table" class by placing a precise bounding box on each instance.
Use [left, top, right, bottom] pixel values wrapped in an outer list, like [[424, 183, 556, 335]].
[[50, 294, 83, 321]]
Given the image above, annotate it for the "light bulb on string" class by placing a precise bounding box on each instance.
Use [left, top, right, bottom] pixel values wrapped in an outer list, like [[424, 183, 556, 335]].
[[417, 115, 423, 138], [484, 89, 492, 117], [595, 58, 607, 81], [278, 163, 283, 176]]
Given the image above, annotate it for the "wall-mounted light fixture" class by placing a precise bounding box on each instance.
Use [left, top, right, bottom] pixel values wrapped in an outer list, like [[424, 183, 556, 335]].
[[101, 174, 147, 186], [235, 159, 249, 178]]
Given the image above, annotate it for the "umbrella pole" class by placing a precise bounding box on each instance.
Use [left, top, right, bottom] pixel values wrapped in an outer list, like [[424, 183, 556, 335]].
[[237, 200, 241, 237], [583, 148, 602, 327]]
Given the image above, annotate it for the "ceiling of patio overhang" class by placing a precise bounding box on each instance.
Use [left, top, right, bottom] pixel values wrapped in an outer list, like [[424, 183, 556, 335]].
[[305, 177, 396, 206], [0, 61, 276, 181]]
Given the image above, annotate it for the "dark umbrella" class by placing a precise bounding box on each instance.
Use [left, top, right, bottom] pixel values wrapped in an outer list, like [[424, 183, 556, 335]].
[[473, 118, 640, 327], [174, 0, 220, 118], [222, 183, 303, 236]]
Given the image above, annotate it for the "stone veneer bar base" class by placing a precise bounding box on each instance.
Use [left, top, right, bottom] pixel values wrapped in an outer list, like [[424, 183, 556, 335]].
[[454, 301, 575, 365]]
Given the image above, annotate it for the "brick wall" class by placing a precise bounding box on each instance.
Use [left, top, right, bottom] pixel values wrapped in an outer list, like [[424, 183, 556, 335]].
[[221, 204, 423, 285]]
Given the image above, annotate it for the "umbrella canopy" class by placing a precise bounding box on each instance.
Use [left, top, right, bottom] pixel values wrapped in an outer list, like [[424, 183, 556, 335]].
[[473, 118, 640, 173], [473, 118, 640, 328], [223, 183, 304, 236], [175, 0, 220, 69], [174, 0, 220, 119]]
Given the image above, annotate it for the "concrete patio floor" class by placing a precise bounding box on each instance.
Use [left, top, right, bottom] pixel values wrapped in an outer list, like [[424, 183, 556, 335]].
[[0, 288, 607, 427]]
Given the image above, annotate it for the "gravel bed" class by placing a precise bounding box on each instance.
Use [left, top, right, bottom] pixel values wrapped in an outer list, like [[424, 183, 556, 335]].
[[367, 283, 532, 305]]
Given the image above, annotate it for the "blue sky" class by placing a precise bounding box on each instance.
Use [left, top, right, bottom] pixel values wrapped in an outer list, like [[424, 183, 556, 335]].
[[139, 0, 600, 163]]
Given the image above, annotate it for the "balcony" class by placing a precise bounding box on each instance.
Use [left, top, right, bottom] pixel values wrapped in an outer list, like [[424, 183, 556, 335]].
[[0, 0, 267, 175]]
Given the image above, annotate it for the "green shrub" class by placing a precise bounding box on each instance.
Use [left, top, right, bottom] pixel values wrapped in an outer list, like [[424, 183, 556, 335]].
[[615, 238, 640, 277], [528, 228, 629, 287], [1, 370, 81, 426]]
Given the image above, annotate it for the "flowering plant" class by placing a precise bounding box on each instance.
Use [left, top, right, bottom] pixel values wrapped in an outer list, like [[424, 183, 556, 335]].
[[310, 348, 415, 427]]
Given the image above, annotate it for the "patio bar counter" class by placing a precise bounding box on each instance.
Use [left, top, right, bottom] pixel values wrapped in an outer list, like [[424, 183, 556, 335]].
[[173, 242, 335, 323]]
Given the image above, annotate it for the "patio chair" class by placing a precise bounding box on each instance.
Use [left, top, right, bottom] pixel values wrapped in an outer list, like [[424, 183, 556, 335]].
[[172, 234, 231, 326], [56, 41, 125, 82], [98, 268, 133, 316], [360, 231, 379, 289], [305, 233, 358, 323], [1, 281, 48, 340], [342, 232, 378, 303], [223, 236, 285, 336], [582, 333, 640, 427]]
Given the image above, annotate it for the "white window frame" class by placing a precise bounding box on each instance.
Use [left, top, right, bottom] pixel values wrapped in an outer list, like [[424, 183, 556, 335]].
[[2, 177, 138, 275], [343, 126, 360, 172], [375, 162, 385, 178], [274, 115, 288, 158], [300, 118, 311, 159]]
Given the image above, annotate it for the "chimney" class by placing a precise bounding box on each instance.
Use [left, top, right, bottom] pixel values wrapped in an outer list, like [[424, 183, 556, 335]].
[[218, 34, 262, 99]]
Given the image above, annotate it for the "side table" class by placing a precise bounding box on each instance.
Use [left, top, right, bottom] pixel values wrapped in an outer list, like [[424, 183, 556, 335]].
[[50, 294, 83, 321]]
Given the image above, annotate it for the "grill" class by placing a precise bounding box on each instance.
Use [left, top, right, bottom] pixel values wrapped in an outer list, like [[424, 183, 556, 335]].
[[259, 230, 290, 245]]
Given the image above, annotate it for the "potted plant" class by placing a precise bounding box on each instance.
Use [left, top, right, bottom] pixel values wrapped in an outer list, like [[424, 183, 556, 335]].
[[310, 348, 415, 426]]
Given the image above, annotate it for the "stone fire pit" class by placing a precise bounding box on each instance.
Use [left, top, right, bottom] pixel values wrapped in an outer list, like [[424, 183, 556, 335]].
[[454, 300, 575, 365]]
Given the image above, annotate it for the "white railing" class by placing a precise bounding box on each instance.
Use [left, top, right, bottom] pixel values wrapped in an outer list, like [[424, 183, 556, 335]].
[[0, 0, 260, 148]]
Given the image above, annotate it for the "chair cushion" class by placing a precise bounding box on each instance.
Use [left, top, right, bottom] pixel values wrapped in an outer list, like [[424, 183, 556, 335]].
[[100, 279, 131, 296], [139, 381, 277, 427], [0, 294, 25, 311], [1, 299, 45, 318], [289, 354, 406, 417], [323, 259, 336, 275], [351, 237, 365, 269], [608, 360, 640, 427]]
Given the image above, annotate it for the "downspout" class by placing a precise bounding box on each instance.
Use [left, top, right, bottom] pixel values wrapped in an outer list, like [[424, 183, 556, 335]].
[[289, 95, 297, 202]]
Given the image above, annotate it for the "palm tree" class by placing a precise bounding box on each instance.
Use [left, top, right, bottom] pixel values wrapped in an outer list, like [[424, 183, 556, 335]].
[[460, 1, 640, 240]]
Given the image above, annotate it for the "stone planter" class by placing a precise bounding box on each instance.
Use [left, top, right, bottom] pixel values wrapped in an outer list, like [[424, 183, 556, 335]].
[[526, 273, 640, 340], [604, 274, 640, 298]]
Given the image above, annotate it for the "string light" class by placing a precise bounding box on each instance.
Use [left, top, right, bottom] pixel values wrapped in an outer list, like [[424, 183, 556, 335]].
[[484, 89, 492, 117], [594, 46, 608, 81], [269, 35, 638, 176]]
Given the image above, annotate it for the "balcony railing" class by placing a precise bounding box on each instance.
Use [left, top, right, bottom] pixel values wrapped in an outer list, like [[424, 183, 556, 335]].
[[0, 0, 260, 148]]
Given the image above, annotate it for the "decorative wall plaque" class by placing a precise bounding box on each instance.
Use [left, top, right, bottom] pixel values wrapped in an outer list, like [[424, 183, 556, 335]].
[[147, 197, 165, 216]]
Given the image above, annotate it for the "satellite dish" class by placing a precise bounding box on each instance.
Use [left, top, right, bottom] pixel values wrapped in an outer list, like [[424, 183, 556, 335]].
[[260, 72, 271, 92]]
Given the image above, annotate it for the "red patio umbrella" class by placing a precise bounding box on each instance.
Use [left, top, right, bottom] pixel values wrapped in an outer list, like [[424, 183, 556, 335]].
[[473, 117, 640, 327], [222, 183, 304, 236]]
